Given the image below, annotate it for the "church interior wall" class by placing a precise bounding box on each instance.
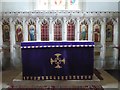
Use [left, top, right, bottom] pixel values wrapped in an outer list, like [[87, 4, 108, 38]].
[[85, 2, 118, 11], [1, 2, 34, 12], [0, 0, 119, 70]]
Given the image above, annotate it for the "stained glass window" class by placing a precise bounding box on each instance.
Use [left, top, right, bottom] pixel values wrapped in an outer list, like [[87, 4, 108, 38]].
[[51, 0, 65, 10], [35, 0, 48, 10], [35, 0, 81, 10], [67, 0, 79, 10], [67, 19, 75, 41], [41, 20, 49, 41], [54, 19, 62, 41]]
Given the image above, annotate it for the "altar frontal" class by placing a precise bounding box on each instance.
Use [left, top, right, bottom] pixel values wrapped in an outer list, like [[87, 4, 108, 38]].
[[21, 41, 94, 80]]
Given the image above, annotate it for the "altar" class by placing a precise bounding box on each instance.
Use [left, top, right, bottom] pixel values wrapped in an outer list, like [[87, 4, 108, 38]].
[[21, 41, 94, 80]]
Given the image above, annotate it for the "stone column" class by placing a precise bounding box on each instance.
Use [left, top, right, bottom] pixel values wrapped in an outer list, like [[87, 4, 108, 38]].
[[0, 20, 3, 50], [49, 17, 54, 41], [88, 18, 93, 41], [36, 17, 41, 41], [113, 18, 118, 60], [22, 17, 28, 41], [0, 20, 3, 69], [9, 17, 16, 67], [62, 17, 67, 41], [75, 17, 80, 41], [0, 19, 2, 86], [100, 18, 106, 60]]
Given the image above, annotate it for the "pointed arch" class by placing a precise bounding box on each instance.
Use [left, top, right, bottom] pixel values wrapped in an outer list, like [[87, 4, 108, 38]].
[[2, 19, 10, 62], [106, 19, 113, 42], [28, 19, 36, 41], [80, 19, 88, 40], [41, 19, 49, 41], [54, 19, 62, 41], [67, 19, 75, 41], [2, 19, 10, 42], [93, 20, 101, 42], [15, 19, 23, 42]]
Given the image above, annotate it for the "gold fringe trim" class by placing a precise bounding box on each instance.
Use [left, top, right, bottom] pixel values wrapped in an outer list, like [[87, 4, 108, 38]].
[[23, 75, 92, 80]]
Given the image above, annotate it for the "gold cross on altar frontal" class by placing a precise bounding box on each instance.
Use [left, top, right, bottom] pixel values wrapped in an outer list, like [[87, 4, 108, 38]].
[[50, 53, 65, 69]]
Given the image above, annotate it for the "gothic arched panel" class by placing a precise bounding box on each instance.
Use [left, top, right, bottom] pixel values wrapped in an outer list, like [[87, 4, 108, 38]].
[[28, 25, 36, 41], [15, 24, 23, 42], [67, 19, 75, 41], [41, 20, 49, 41], [106, 20, 113, 42], [80, 20, 88, 40], [93, 23, 101, 42], [2, 21, 10, 42], [54, 19, 62, 41]]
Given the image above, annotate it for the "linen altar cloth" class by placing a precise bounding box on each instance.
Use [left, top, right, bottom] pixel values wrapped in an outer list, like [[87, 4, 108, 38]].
[[21, 41, 94, 80]]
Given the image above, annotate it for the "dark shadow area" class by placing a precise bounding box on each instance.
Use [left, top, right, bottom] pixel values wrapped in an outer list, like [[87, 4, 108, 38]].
[[105, 69, 120, 81]]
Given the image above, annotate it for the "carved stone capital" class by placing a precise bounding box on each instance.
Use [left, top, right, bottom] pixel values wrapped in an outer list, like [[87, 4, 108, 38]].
[[90, 17, 93, 22], [115, 17, 118, 22], [49, 17, 53, 23], [0, 20, 2, 25], [9, 17, 16, 25], [9, 17, 13, 23], [36, 17, 39, 22], [62, 17, 66, 22], [75, 17, 80, 22], [103, 18, 106, 23], [22, 17, 26, 22]]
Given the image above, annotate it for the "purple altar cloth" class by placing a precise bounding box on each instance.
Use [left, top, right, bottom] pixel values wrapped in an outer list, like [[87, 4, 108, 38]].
[[21, 41, 94, 80]]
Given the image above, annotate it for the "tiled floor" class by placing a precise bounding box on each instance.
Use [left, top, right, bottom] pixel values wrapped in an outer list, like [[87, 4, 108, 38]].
[[105, 69, 120, 81], [2, 67, 21, 88], [98, 70, 119, 89]]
